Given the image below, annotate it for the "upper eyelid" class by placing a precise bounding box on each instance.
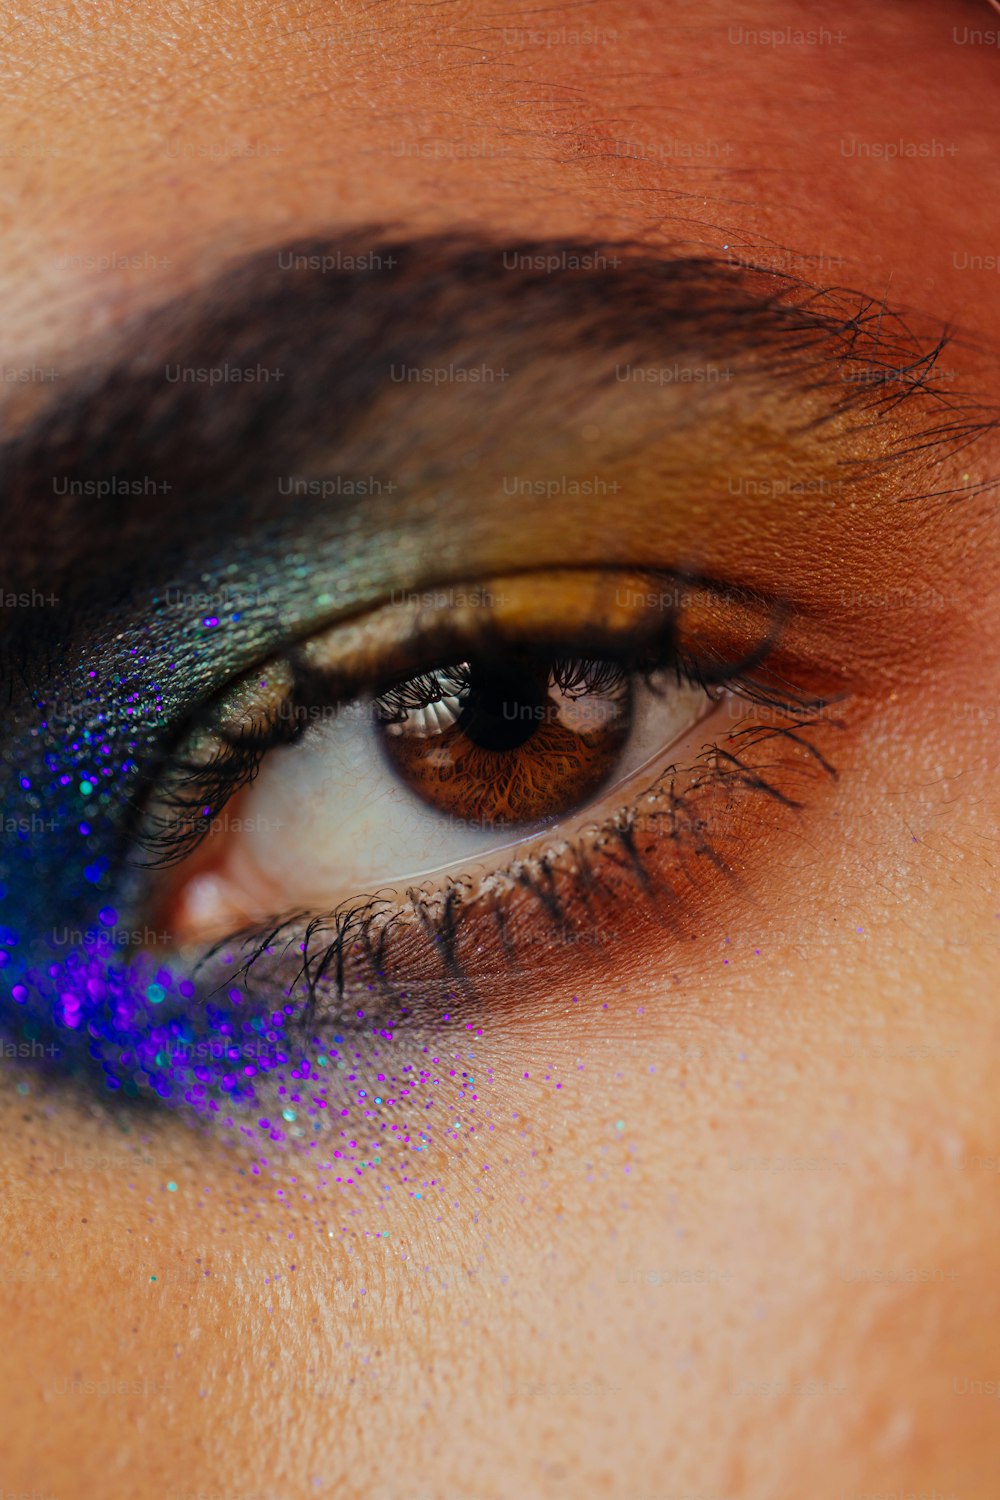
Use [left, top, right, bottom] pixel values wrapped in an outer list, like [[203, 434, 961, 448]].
[[0, 560, 816, 888], [37, 561, 836, 887], [197, 567, 787, 736]]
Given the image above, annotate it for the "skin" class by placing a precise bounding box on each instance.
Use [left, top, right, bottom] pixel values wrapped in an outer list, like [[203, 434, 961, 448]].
[[1, 1, 1000, 1497]]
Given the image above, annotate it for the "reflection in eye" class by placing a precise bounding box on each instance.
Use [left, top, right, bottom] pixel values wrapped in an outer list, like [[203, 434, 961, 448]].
[[377, 656, 633, 823]]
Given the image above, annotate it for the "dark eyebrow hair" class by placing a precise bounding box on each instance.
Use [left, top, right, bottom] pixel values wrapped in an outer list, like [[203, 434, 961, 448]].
[[0, 230, 985, 592]]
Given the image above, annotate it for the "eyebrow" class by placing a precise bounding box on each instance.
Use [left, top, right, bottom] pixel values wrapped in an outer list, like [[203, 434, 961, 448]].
[[0, 230, 982, 594]]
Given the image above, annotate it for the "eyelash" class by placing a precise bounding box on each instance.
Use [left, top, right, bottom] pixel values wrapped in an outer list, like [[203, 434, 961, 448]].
[[131, 611, 842, 1042]]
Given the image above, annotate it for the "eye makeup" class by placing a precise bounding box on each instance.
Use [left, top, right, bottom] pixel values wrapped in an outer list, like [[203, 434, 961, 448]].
[[0, 236, 989, 1148], [0, 556, 843, 1132]]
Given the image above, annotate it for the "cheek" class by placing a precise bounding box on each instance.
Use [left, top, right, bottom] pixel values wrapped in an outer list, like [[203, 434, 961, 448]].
[[470, 955, 1000, 1490]]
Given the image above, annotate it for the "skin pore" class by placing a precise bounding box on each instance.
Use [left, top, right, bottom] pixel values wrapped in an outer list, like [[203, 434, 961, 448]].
[[1, 2, 999, 1497]]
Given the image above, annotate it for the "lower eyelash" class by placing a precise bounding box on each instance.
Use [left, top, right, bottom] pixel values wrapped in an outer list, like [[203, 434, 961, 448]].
[[182, 689, 845, 1041]]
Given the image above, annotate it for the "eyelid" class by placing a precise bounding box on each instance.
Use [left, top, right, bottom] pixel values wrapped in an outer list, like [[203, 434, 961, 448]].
[[208, 566, 786, 731]]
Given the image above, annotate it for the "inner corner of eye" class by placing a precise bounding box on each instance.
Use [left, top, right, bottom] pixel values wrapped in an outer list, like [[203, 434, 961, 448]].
[[148, 645, 720, 951]]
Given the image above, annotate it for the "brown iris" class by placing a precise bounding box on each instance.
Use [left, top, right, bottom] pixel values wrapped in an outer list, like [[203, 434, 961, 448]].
[[375, 656, 632, 827]]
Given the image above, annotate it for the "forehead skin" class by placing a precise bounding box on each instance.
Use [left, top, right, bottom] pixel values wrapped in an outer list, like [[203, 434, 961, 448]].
[[1, 4, 1000, 1500]]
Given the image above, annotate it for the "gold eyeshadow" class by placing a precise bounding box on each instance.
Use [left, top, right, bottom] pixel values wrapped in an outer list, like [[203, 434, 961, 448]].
[[196, 567, 790, 736]]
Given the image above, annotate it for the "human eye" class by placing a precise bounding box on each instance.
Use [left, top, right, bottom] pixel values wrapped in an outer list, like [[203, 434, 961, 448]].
[[0, 235, 966, 1134], [141, 572, 724, 929], [32, 558, 834, 1121]]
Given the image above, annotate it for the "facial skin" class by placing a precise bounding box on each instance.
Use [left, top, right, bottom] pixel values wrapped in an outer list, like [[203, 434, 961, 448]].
[[1, 2, 999, 1498]]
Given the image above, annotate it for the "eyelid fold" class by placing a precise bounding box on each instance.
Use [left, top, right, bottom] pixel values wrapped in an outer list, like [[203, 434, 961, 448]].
[[218, 565, 787, 724]]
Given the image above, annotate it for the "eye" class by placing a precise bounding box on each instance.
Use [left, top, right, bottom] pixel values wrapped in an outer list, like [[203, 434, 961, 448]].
[[17, 565, 837, 1108], [152, 645, 714, 943], [105, 558, 836, 1104]]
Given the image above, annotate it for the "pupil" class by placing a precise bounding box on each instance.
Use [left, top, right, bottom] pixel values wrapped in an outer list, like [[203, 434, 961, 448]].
[[456, 661, 548, 752]]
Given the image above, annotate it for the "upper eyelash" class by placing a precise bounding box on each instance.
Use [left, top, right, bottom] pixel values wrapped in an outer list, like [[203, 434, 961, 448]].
[[550, 657, 629, 698], [129, 712, 298, 868], [374, 657, 632, 726], [373, 664, 472, 721]]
